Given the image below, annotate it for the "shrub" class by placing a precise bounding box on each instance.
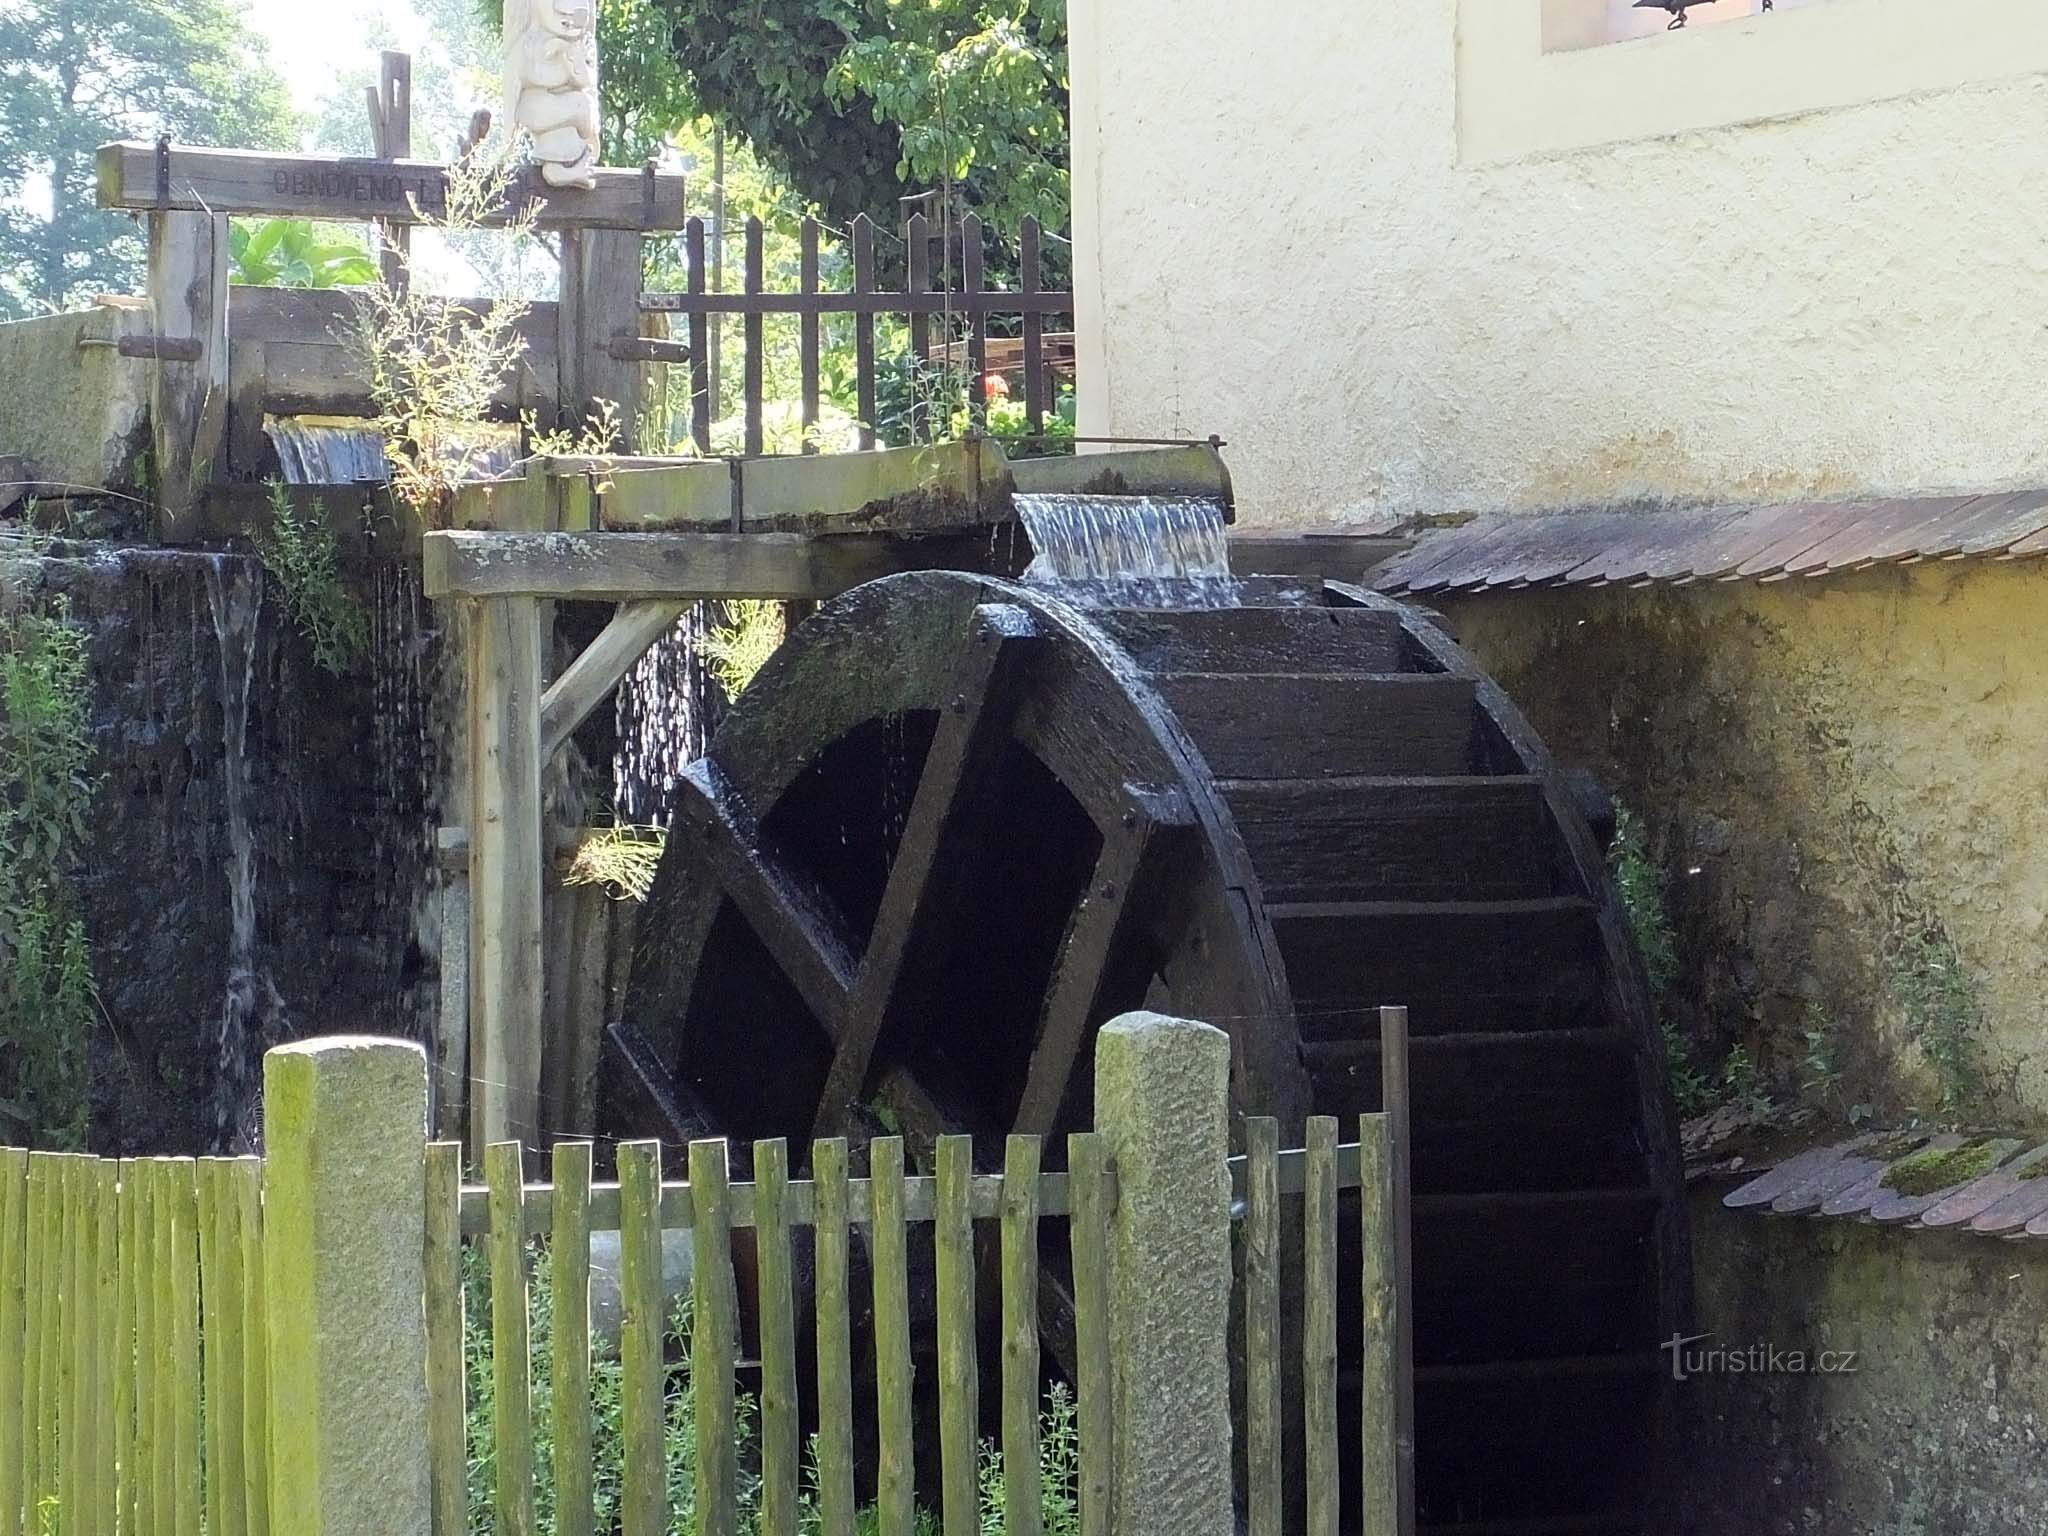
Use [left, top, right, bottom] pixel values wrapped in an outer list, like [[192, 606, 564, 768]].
[[252, 482, 368, 675]]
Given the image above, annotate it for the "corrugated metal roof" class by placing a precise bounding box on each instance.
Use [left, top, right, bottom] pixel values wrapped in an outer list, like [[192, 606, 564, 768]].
[[1373, 490, 2048, 596]]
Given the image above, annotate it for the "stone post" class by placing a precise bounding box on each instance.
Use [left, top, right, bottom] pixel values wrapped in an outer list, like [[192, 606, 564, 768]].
[[262, 1037, 432, 1536], [1093, 1010, 1235, 1536]]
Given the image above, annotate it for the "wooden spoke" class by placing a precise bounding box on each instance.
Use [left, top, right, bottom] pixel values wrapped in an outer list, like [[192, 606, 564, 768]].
[[602, 1021, 723, 1147], [672, 760, 858, 1038], [1011, 785, 1196, 1138], [811, 605, 1046, 1142]]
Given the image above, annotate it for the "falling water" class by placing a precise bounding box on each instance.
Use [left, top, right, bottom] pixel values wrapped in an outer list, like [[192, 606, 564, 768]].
[[204, 554, 287, 1144], [1012, 493, 1239, 608], [615, 604, 718, 825], [265, 418, 391, 484], [264, 418, 521, 485]]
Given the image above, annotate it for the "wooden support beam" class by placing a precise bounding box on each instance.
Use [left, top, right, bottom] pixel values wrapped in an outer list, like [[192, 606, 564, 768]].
[[421, 527, 1018, 602], [97, 140, 687, 229], [146, 209, 229, 541], [558, 227, 645, 433], [466, 594, 547, 1155], [538, 600, 687, 760]]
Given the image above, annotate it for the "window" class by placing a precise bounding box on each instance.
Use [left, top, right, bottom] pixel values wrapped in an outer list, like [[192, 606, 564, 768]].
[[1460, 0, 2048, 163], [1544, 0, 1835, 54]]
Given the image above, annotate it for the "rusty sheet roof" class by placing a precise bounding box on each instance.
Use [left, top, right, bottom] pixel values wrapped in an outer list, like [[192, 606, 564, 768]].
[[1372, 490, 2048, 596]]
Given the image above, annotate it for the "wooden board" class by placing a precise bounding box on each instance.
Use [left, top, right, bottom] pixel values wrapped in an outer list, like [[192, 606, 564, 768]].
[[1152, 673, 1480, 779], [98, 141, 687, 229], [1220, 775, 1558, 903], [147, 211, 229, 542], [1091, 606, 1402, 675], [421, 528, 1015, 602]]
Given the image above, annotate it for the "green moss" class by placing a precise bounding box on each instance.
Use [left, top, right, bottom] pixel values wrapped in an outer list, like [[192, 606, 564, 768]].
[[1880, 1140, 2002, 1197]]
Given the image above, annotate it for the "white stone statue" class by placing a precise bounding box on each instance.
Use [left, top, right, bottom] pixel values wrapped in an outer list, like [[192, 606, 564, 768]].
[[504, 0, 600, 190]]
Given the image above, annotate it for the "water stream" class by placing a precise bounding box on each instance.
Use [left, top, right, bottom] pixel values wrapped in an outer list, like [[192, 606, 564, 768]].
[[265, 417, 521, 485], [204, 554, 287, 1146], [265, 419, 391, 484], [1013, 493, 1239, 608], [615, 605, 717, 826]]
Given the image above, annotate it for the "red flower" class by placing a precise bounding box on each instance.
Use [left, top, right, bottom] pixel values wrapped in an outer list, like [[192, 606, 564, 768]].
[[982, 372, 1010, 400]]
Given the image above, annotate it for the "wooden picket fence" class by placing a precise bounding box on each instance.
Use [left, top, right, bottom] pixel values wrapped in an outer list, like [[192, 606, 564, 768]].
[[436, 1119, 1407, 1534], [0, 1012, 1413, 1536], [0, 1151, 270, 1536]]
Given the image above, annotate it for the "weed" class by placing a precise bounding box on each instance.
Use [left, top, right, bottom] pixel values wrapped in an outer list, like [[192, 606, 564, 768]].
[[252, 483, 368, 675], [0, 597, 97, 1147], [1800, 1001, 1843, 1107], [1608, 807, 1678, 996], [1889, 931, 1984, 1118], [348, 148, 544, 519], [464, 1240, 1082, 1534], [563, 826, 666, 903], [1719, 1044, 1773, 1118], [700, 601, 786, 701]]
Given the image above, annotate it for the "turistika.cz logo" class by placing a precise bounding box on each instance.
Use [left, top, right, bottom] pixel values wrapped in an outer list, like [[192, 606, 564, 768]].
[[1660, 1331, 1861, 1383]]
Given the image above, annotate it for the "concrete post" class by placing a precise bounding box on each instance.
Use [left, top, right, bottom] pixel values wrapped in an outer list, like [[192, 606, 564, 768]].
[[1092, 1010, 1235, 1536], [262, 1037, 432, 1536]]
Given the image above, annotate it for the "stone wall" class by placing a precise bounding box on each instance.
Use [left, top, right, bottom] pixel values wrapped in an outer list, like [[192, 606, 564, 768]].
[[15, 543, 437, 1153], [1683, 1188, 2048, 1534], [1438, 559, 2048, 1128]]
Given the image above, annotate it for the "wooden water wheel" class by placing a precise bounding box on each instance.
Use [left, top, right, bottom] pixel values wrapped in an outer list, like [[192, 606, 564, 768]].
[[605, 569, 1688, 1535]]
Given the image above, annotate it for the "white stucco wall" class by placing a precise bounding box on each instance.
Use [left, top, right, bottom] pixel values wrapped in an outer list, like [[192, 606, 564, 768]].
[[1070, 0, 2048, 525]]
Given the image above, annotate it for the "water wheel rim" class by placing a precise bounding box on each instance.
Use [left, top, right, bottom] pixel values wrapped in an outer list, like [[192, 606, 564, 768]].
[[625, 570, 1311, 1159]]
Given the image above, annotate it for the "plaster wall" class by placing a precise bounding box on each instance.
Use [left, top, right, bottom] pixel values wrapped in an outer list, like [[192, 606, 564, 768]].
[[1440, 560, 2048, 1123], [1070, 0, 2048, 525], [1684, 1189, 2048, 1535]]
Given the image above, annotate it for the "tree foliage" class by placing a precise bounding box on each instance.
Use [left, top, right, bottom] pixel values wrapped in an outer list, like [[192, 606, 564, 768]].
[[0, 0, 297, 317], [647, 0, 1068, 232]]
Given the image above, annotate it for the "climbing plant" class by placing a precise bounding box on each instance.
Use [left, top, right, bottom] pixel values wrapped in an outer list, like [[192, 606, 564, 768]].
[[0, 574, 98, 1147]]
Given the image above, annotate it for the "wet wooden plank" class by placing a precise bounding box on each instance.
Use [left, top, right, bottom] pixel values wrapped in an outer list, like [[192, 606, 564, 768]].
[[935, 1136, 979, 1536], [1820, 1133, 1965, 1219], [1242, 1119, 1282, 1536], [1304, 1118, 1340, 1536], [1868, 1139, 2024, 1226], [234, 1159, 269, 1536], [423, 1143, 465, 1536], [616, 1142, 665, 1536], [689, 1141, 739, 1536], [485, 1142, 536, 1536], [0, 1148, 25, 1536], [1153, 673, 1479, 779], [869, 1138, 916, 1536], [551, 1142, 595, 1536], [1967, 1160, 2048, 1236], [1221, 775, 1554, 904], [754, 1141, 801, 1536], [1067, 1135, 1111, 1536], [812, 1138, 856, 1536], [1000, 1136, 1043, 1536], [1722, 1136, 1881, 1210], [1090, 606, 1401, 675], [1920, 1142, 2048, 1229]]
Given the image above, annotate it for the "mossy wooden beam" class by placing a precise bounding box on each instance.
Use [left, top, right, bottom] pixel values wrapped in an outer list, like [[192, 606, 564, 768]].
[[446, 438, 1013, 535], [422, 528, 1014, 602], [1008, 442, 1232, 509]]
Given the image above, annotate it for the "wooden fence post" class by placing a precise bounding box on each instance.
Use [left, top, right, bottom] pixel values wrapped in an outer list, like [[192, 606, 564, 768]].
[[261, 1037, 431, 1536], [1092, 1011, 1234, 1536]]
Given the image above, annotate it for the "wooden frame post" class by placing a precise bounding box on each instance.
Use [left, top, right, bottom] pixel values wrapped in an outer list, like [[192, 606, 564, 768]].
[[146, 202, 229, 541], [559, 227, 646, 439], [367, 52, 413, 290], [466, 595, 547, 1156]]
